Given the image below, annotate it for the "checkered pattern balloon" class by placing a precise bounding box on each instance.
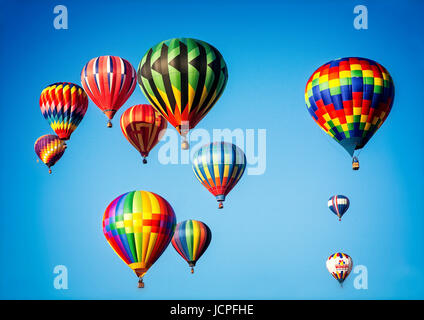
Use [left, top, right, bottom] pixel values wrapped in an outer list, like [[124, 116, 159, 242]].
[[102, 191, 176, 280], [305, 57, 394, 156]]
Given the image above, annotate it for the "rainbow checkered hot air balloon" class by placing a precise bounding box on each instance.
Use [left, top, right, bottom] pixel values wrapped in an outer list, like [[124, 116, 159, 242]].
[[102, 191, 176, 288], [305, 57, 395, 170], [120, 104, 167, 164], [39, 82, 88, 140], [34, 134, 67, 174], [171, 220, 212, 274], [192, 142, 246, 209], [137, 38, 228, 149], [326, 252, 353, 286], [328, 195, 350, 221]]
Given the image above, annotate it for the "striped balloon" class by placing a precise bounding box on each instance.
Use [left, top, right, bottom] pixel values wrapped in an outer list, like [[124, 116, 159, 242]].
[[192, 142, 246, 209], [326, 252, 353, 286], [102, 191, 176, 288], [328, 195, 350, 221], [137, 38, 228, 148], [39, 82, 88, 140], [34, 134, 67, 174], [120, 104, 167, 164], [171, 220, 212, 273], [305, 57, 394, 164], [81, 56, 137, 127]]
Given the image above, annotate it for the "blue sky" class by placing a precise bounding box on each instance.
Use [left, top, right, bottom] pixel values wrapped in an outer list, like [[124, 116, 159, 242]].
[[0, 0, 423, 299]]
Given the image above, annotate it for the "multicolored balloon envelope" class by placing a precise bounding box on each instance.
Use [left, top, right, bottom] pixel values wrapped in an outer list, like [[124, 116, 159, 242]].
[[326, 252, 353, 286], [305, 57, 395, 169], [81, 56, 137, 127], [34, 134, 67, 174], [102, 191, 176, 288], [328, 195, 350, 221], [171, 220, 212, 273], [39, 82, 88, 140], [137, 38, 228, 149], [120, 104, 167, 164], [192, 142, 246, 209]]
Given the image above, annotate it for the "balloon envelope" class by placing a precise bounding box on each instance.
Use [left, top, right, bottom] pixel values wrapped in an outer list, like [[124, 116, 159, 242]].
[[81, 56, 136, 126], [305, 57, 394, 157], [34, 134, 67, 173], [137, 38, 228, 137], [120, 104, 167, 162], [328, 195, 350, 221], [171, 220, 212, 272], [102, 191, 176, 282], [39, 82, 88, 140], [192, 142, 246, 209], [326, 252, 353, 285]]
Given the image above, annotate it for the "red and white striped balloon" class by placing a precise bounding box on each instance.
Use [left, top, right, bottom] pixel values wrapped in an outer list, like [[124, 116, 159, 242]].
[[81, 56, 136, 127]]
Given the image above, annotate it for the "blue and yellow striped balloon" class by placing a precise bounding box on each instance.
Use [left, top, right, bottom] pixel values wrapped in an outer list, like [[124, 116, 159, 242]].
[[192, 142, 246, 209]]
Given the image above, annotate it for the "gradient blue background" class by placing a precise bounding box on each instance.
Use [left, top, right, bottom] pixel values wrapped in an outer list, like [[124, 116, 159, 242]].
[[1, 0, 423, 299]]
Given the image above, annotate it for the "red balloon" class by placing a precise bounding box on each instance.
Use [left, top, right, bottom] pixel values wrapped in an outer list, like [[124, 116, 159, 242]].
[[120, 104, 167, 164], [81, 56, 136, 127]]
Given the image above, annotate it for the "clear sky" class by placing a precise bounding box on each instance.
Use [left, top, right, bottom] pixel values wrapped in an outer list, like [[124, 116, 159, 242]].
[[1, 0, 423, 299]]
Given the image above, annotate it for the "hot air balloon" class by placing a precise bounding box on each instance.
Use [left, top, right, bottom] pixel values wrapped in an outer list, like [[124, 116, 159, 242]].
[[326, 252, 353, 287], [305, 57, 394, 170], [102, 191, 176, 288], [81, 56, 136, 128], [328, 195, 350, 221], [192, 142, 246, 209], [34, 134, 67, 174], [39, 82, 88, 140], [137, 38, 228, 149], [120, 104, 167, 164], [171, 220, 212, 274]]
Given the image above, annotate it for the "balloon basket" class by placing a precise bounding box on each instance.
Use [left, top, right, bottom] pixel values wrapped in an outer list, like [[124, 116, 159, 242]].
[[191, 267, 194, 274], [107, 120, 112, 128], [48, 169, 52, 174], [181, 140, 189, 150], [218, 202, 223, 209], [138, 279, 144, 288], [142, 158, 147, 164]]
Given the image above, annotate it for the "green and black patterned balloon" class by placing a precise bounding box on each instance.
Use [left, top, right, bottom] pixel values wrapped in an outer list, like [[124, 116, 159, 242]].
[[137, 38, 228, 141]]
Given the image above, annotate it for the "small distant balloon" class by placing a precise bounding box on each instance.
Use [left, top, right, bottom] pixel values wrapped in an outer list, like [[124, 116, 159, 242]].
[[328, 195, 350, 221], [171, 220, 212, 274], [34, 134, 67, 174], [326, 252, 353, 286]]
